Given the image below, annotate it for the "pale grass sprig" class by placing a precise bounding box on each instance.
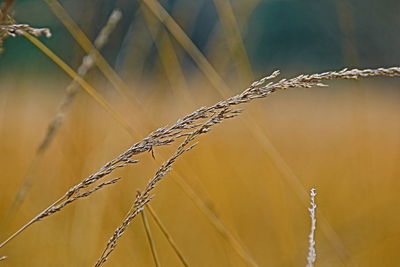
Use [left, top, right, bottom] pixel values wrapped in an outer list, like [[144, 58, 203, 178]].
[[0, 1, 46, 38], [1, 67, 399, 251], [0, 23, 51, 38], [95, 108, 240, 266], [307, 188, 317, 267]]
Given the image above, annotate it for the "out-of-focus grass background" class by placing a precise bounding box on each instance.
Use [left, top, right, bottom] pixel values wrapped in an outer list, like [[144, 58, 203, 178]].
[[1, 0, 400, 266]]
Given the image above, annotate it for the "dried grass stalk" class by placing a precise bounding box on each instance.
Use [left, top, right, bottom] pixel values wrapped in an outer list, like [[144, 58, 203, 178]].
[[119, 1, 347, 262], [95, 118, 224, 266], [94, 192, 151, 267], [94, 67, 400, 266], [30, 3, 278, 264], [1, 67, 399, 253]]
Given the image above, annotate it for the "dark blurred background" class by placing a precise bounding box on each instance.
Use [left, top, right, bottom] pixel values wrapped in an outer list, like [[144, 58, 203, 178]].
[[1, 0, 400, 81]]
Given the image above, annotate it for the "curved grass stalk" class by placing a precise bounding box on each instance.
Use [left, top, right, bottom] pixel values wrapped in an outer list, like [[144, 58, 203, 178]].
[[93, 67, 400, 266], [3, 2, 261, 265], [136, 0, 354, 262], [41, 2, 259, 263]]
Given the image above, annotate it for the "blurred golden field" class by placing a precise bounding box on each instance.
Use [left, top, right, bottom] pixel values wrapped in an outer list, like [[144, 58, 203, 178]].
[[1, 0, 400, 266], [1, 78, 400, 266]]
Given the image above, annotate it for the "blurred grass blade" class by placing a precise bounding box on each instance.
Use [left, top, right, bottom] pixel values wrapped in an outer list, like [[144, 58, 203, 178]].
[[172, 174, 259, 267], [206, 1, 259, 77], [43, 0, 141, 107], [23, 32, 135, 135], [141, 0, 232, 96], [141, 209, 161, 267], [140, 4, 189, 99], [0, 0, 15, 20], [212, 0, 253, 81], [147, 205, 190, 267]]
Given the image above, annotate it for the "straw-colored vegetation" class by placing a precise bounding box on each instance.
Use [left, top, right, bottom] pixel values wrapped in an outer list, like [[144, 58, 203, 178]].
[[1, 0, 400, 266]]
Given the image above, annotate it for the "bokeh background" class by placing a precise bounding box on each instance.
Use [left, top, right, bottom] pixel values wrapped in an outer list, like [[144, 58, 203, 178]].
[[1, 0, 400, 266]]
